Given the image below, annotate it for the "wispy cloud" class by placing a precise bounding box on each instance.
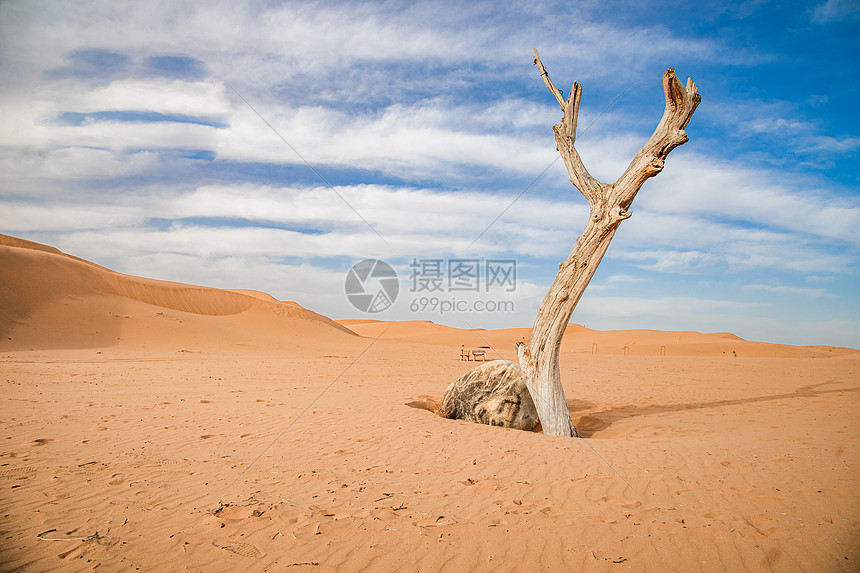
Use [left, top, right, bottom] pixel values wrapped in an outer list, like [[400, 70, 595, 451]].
[[635, 154, 860, 248], [812, 0, 860, 23], [0, 183, 587, 259], [744, 284, 833, 297]]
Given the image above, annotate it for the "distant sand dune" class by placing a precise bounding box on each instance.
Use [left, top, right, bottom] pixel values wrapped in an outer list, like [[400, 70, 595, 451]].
[[338, 320, 856, 359], [0, 234, 355, 351]]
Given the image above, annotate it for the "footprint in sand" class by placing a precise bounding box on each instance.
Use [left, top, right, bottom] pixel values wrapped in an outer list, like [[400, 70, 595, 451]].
[[212, 538, 265, 558], [212, 504, 263, 523], [0, 467, 35, 477]]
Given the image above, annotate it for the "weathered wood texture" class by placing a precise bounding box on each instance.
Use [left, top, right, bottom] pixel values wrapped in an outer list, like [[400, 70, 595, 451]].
[[518, 50, 701, 437], [440, 360, 539, 431]]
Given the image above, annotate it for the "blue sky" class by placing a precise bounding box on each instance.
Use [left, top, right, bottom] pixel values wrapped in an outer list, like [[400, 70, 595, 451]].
[[1, 0, 858, 348]]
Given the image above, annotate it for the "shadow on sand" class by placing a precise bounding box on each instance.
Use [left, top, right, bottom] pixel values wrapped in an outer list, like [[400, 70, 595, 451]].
[[574, 381, 859, 438], [406, 382, 858, 438]]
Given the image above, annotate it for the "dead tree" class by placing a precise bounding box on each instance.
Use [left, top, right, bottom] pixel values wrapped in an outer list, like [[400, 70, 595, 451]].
[[517, 50, 701, 437]]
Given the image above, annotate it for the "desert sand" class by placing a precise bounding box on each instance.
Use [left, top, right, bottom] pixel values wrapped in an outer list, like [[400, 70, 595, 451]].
[[1, 234, 858, 572]]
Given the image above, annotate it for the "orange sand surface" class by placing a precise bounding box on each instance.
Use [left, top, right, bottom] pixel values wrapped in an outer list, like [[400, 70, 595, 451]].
[[1, 235, 859, 571]]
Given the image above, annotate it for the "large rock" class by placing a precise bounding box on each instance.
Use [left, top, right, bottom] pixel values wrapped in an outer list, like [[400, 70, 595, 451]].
[[439, 360, 539, 431]]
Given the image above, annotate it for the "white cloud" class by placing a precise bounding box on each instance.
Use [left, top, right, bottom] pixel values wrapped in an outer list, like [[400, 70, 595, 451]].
[[617, 249, 725, 274], [0, 0, 731, 103], [744, 284, 832, 297], [0, 146, 162, 182], [613, 233, 854, 275], [635, 153, 860, 248], [124, 252, 352, 316], [604, 273, 646, 284], [812, 0, 860, 23], [0, 1, 748, 186], [214, 100, 559, 179], [3, 91, 565, 183], [799, 135, 860, 154], [0, 182, 588, 260], [46, 79, 229, 116], [0, 198, 145, 231], [700, 97, 860, 167]]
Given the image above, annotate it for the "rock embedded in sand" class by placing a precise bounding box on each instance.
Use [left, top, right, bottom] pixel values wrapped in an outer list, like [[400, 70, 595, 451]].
[[440, 360, 539, 431]]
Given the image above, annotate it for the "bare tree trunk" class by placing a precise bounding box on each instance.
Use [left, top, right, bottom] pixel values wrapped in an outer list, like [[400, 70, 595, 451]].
[[518, 50, 701, 437]]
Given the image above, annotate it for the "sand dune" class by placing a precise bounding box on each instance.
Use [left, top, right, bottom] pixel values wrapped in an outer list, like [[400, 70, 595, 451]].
[[339, 319, 855, 360], [4, 233, 851, 360], [1, 234, 356, 352], [1, 235, 858, 572]]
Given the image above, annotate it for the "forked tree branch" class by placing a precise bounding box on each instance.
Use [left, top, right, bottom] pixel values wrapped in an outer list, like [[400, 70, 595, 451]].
[[533, 51, 700, 217]]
